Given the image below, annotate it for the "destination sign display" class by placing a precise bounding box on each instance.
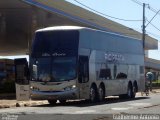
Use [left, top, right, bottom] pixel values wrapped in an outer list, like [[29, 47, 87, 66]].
[[42, 52, 66, 57], [105, 53, 124, 62]]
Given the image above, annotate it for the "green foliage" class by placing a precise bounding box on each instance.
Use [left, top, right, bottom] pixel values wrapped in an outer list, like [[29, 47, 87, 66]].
[[152, 80, 160, 88], [152, 80, 160, 84]]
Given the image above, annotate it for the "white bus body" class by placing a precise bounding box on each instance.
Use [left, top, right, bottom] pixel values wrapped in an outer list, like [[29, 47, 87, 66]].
[[29, 26, 145, 103]]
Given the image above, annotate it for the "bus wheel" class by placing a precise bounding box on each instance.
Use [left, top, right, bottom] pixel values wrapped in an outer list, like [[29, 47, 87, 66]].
[[98, 86, 105, 102], [90, 86, 97, 103], [131, 85, 136, 98], [127, 84, 132, 99], [119, 94, 126, 99], [48, 100, 57, 105], [59, 100, 67, 104]]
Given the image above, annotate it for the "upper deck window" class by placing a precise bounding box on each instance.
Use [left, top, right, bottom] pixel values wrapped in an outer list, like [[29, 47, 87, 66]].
[[31, 30, 79, 57]]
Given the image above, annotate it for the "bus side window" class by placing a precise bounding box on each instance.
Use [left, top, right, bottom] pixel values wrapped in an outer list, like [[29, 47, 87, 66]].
[[116, 72, 127, 79], [99, 68, 111, 80], [78, 56, 89, 83]]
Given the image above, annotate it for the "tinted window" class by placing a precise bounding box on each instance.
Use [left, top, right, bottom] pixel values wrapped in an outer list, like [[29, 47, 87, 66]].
[[33, 58, 51, 82], [32, 57, 77, 82], [52, 57, 76, 81], [31, 30, 79, 57]]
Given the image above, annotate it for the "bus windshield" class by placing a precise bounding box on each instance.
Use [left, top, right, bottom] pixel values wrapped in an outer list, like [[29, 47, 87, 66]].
[[52, 57, 76, 81], [32, 57, 77, 82]]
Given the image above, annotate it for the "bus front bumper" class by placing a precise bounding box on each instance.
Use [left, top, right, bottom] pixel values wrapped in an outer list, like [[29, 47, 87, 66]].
[[31, 88, 78, 100]]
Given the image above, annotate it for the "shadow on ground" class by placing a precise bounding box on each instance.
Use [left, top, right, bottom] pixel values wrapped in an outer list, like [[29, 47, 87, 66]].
[[32, 96, 150, 108], [0, 93, 16, 100]]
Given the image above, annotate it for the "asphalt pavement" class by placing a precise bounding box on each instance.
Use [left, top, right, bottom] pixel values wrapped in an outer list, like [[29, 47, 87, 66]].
[[0, 89, 160, 109], [1, 89, 160, 120]]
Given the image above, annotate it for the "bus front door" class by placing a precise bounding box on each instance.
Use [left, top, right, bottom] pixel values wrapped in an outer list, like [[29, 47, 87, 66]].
[[78, 56, 90, 99], [14, 58, 30, 101]]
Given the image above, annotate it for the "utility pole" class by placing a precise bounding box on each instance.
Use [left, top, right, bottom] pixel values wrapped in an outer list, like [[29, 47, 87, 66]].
[[142, 3, 160, 49], [142, 3, 145, 50]]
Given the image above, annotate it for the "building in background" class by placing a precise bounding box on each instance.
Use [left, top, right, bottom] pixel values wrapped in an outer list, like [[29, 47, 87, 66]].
[[0, 0, 160, 86], [0, 59, 15, 93], [145, 57, 160, 80]]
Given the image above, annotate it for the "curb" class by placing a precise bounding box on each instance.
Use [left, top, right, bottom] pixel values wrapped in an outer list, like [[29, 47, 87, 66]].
[[15, 101, 48, 107], [0, 100, 48, 109]]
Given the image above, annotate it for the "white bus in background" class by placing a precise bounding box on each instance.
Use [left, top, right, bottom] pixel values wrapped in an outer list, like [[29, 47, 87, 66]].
[[15, 26, 145, 104]]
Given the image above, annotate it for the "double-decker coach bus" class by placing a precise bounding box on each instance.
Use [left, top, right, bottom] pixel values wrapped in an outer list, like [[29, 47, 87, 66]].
[[16, 26, 145, 104]]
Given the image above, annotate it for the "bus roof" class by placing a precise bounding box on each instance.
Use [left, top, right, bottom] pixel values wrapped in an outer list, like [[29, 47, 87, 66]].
[[36, 26, 85, 32], [36, 26, 141, 41]]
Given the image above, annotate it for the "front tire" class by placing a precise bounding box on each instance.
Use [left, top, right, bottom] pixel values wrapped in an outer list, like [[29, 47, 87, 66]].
[[48, 100, 57, 105], [59, 100, 67, 104]]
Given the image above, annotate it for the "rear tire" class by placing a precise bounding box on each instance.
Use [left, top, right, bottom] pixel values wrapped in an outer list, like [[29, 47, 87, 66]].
[[89, 86, 97, 103], [119, 84, 133, 99], [131, 85, 136, 98], [127, 84, 133, 99], [98, 86, 105, 102]]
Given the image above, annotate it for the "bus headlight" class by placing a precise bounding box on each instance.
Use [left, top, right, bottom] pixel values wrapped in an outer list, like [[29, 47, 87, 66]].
[[64, 85, 76, 91], [30, 86, 33, 89], [30, 86, 39, 91], [72, 85, 76, 88]]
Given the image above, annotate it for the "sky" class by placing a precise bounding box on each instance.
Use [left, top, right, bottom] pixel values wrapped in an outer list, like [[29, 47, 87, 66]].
[[66, 0, 160, 60], [0, 0, 160, 60]]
